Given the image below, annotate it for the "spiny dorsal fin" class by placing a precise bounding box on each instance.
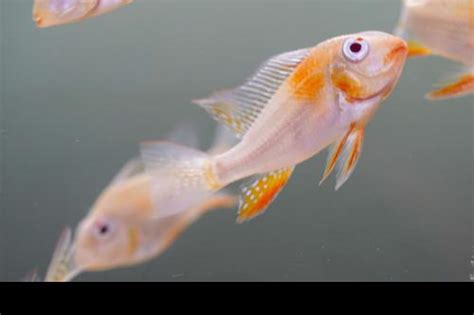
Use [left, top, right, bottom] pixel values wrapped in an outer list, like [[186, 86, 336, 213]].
[[237, 166, 294, 223], [193, 48, 310, 138], [319, 125, 365, 190]]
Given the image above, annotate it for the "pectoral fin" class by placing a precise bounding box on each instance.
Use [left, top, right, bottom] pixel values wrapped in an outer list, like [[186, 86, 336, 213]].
[[320, 125, 365, 190], [406, 40, 432, 58], [237, 167, 294, 223], [425, 73, 474, 100]]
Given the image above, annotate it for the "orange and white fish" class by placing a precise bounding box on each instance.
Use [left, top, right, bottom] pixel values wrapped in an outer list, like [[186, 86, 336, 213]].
[[394, 0, 474, 100], [43, 126, 237, 282], [139, 31, 408, 223], [33, 0, 134, 28]]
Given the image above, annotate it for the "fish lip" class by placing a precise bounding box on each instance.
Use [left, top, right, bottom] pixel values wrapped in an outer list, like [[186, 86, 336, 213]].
[[353, 42, 406, 101], [384, 42, 408, 69]]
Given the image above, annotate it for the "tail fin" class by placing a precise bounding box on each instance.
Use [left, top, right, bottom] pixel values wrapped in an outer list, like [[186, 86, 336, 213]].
[[140, 141, 223, 218]]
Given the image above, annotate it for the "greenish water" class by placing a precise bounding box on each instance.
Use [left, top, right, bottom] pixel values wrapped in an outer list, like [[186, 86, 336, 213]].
[[0, 0, 472, 281]]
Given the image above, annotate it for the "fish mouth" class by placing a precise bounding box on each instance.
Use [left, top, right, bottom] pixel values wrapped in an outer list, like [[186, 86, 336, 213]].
[[45, 227, 82, 282], [384, 41, 408, 69], [352, 42, 407, 102]]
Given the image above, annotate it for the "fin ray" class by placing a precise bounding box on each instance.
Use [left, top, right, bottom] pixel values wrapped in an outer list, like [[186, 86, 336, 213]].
[[193, 48, 310, 138], [335, 128, 365, 190], [319, 126, 365, 190], [237, 167, 294, 223]]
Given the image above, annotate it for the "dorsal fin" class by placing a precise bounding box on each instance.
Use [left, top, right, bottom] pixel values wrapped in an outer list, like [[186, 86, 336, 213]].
[[193, 48, 310, 138], [108, 158, 144, 187]]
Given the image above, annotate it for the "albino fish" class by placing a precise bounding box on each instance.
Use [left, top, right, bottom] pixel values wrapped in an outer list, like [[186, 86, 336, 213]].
[[44, 126, 237, 282], [33, 0, 134, 28], [139, 31, 408, 223], [395, 0, 474, 100]]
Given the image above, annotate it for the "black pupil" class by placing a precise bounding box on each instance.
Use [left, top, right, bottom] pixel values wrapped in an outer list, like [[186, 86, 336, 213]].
[[350, 42, 362, 53], [99, 224, 109, 235]]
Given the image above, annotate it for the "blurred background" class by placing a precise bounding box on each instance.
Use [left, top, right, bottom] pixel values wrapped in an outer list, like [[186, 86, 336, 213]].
[[0, 0, 472, 281]]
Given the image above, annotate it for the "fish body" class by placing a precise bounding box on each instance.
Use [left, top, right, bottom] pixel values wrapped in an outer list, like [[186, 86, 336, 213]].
[[44, 126, 237, 281], [144, 31, 407, 223], [395, 0, 474, 99], [33, 0, 133, 28], [72, 172, 235, 272]]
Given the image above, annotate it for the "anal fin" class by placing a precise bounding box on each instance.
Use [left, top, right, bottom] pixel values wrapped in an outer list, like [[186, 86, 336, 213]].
[[426, 73, 474, 100], [237, 167, 294, 223], [319, 125, 365, 190]]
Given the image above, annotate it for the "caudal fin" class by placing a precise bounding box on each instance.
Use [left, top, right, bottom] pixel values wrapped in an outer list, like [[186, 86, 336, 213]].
[[140, 141, 223, 218]]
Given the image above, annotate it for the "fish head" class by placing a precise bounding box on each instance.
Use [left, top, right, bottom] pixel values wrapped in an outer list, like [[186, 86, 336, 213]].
[[32, 0, 133, 28], [33, 0, 99, 28], [71, 212, 144, 271], [330, 31, 408, 108]]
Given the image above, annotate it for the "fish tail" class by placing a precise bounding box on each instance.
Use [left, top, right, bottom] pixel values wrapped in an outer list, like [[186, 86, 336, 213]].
[[140, 141, 225, 217]]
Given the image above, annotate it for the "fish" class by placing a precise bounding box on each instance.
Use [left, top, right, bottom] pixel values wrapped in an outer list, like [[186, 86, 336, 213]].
[[22, 269, 41, 282], [33, 0, 134, 28], [44, 125, 238, 282], [394, 0, 474, 100], [138, 31, 408, 224]]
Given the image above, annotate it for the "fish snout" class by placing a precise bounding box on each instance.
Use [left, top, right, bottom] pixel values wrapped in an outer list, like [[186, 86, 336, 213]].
[[384, 39, 408, 66], [33, 13, 44, 27]]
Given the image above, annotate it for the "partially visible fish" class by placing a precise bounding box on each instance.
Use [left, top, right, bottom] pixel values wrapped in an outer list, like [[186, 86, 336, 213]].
[[33, 0, 134, 28], [44, 126, 237, 282], [22, 269, 41, 282], [395, 0, 474, 100], [138, 31, 408, 223]]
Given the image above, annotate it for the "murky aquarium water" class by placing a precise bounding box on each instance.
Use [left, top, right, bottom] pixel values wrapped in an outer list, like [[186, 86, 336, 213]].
[[0, 0, 472, 282]]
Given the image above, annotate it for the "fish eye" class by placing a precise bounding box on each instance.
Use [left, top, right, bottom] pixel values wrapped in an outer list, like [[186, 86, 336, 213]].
[[342, 37, 369, 62], [93, 220, 115, 240]]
